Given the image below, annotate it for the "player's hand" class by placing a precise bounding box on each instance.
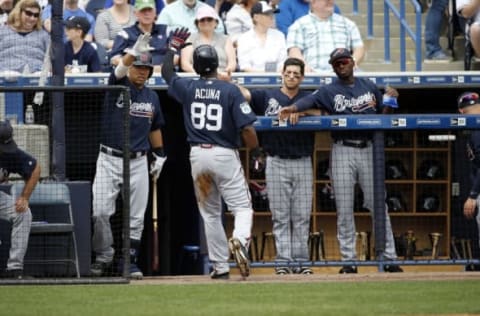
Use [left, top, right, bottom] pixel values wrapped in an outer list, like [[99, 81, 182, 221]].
[[464, 197, 477, 219], [150, 153, 167, 181], [385, 85, 399, 98], [288, 112, 305, 125], [125, 32, 153, 57], [278, 105, 297, 121], [168, 27, 191, 52], [15, 196, 29, 213]]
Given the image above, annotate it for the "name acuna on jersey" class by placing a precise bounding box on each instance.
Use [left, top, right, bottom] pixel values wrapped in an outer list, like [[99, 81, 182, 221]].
[[333, 92, 377, 112], [195, 88, 220, 100]]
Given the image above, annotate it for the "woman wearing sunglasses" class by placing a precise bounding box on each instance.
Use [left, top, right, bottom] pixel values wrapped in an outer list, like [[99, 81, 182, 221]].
[[0, 0, 49, 73], [180, 5, 236, 81]]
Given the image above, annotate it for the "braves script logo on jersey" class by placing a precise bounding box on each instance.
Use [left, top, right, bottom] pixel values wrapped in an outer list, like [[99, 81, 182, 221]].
[[130, 102, 154, 118], [333, 92, 377, 113], [265, 98, 281, 116]]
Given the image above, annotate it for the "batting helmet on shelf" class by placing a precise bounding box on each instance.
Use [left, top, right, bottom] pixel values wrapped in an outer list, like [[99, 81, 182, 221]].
[[193, 44, 219, 76], [385, 160, 408, 179], [386, 191, 406, 212], [316, 159, 330, 180], [417, 160, 443, 179], [417, 193, 440, 212], [385, 133, 404, 147], [316, 183, 336, 211], [132, 52, 154, 78]]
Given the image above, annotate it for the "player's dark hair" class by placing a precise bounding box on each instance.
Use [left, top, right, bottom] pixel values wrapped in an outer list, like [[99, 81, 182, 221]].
[[283, 57, 305, 76]]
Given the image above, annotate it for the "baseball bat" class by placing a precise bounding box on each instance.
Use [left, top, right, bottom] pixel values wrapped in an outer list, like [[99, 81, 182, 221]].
[[152, 178, 159, 272]]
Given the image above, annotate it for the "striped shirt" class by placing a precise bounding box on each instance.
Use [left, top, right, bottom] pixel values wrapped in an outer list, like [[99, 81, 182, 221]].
[[0, 25, 49, 72], [286, 13, 363, 72], [94, 6, 137, 50]]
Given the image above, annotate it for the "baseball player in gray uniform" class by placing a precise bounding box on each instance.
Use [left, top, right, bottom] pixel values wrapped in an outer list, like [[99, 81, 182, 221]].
[[90, 33, 166, 279], [0, 120, 40, 279], [238, 58, 318, 275], [280, 48, 403, 274], [162, 29, 261, 279]]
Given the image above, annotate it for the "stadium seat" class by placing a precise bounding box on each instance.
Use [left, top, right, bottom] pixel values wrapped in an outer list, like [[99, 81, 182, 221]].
[[12, 182, 80, 278]]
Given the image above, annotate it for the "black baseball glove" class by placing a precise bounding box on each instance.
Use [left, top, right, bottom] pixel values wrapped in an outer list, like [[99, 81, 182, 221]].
[[168, 27, 191, 52]]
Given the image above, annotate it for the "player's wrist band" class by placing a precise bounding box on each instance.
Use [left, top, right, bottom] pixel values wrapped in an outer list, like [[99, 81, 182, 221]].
[[153, 147, 166, 157]]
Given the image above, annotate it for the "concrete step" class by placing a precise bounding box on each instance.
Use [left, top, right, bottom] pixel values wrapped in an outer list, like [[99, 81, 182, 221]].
[[336, 0, 421, 15], [360, 60, 466, 72]]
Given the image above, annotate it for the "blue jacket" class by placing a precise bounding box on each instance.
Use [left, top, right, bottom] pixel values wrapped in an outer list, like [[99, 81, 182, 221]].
[[276, 0, 341, 36]]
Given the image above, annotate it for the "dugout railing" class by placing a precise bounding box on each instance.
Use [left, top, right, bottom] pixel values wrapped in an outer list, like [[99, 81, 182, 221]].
[[0, 85, 131, 284], [2, 73, 480, 278], [234, 115, 480, 272]]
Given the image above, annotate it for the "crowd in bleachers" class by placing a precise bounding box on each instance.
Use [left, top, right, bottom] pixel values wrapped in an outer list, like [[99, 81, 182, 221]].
[[0, 0, 366, 74]]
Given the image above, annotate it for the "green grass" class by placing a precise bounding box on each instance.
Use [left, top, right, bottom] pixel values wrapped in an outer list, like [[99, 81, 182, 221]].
[[1, 281, 479, 315]]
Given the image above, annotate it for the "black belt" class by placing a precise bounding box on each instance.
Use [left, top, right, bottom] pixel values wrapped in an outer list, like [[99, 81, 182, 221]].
[[335, 139, 370, 148], [276, 155, 305, 159], [100, 144, 147, 159]]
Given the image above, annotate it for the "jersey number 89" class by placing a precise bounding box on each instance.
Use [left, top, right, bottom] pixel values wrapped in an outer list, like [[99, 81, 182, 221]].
[[191, 102, 223, 131]]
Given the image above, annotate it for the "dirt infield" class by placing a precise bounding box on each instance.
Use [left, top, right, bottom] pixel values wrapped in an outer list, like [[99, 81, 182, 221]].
[[134, 272, 480, 285]]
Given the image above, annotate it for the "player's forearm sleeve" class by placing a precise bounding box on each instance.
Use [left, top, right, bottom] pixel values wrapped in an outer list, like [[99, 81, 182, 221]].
[[161, 50, 176, 83], [295, 94, 318, 112], [470, 168, 480, 198]]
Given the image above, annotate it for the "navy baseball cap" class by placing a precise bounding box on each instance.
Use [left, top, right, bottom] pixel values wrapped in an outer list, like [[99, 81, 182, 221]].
[[328, 48, 353, 64], [65, 16, 90, 35], [0, 121, 17, 153], [457, 92, 480, 109]]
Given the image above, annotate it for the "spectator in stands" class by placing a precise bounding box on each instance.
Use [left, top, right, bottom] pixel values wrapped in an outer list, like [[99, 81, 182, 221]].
[[424, 0, 451, 62], [276, 0, 341, 37], [101, 0, 164, 17], [65, 16, 101, 72], [0, 120, 41, 279], [0, 0, 18, 25], [156, 0, 224, 34], [207, 0, 235, 23], [0, 0, 49, 73], [180, 5, 235, 80], [236, 1, 286, 72], [457, 0, 480, 60], [286, 0, 364, 73], [42, 0, 96, 42], [85, 0, 106, 19], [94, 0, 136, 52], [110, 0, 169, 72], [225, 0, 258, 45]]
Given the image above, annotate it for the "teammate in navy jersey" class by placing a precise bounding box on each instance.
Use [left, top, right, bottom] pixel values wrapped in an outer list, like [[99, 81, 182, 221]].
[[90, 33, 166, 279], [279, 48, 403, 274], [162, 32, 261, 279], [457, 92, 480, 271], [238, 58, 318, 275], [0, 121, 40, 279]]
